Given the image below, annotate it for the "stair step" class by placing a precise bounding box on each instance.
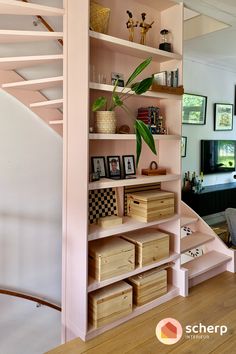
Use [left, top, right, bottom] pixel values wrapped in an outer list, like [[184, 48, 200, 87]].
[[2, 76, 63, 91], [184, 250, 232, 279], [49, 120, 63, 125], [181, 216, 198, 227], [0, 0, 64, 16], [0, 55, 63, 70], [30, 99, 63, 109], [181, 232, 215, 253], [0, 30, 63, 43]]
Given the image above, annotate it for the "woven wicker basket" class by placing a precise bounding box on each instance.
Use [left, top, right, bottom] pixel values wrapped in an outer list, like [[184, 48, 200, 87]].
[[95, 111, 116, 134]]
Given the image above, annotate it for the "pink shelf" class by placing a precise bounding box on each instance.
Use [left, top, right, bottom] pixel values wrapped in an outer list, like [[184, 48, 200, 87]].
[[88, 214, 179, 241], [88, 252, 179, 292], [0, 0, 64, 16]]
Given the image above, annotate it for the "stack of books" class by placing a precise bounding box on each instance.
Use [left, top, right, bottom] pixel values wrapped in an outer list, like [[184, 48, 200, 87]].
[[137, 106, 167, 134]]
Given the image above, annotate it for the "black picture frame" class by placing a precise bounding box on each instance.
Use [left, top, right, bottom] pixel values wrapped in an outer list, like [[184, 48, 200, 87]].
[[91, 156, 106, 177], [182, 93, 207, 125], [122, 155, 136, 176], [107, 156, 121, 179], [181, 136, 187, 158], [214, 103, 233, 131]]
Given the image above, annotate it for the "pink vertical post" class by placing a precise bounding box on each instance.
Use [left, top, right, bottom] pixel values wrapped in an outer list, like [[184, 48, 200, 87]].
[[62, 0, 89, 342]]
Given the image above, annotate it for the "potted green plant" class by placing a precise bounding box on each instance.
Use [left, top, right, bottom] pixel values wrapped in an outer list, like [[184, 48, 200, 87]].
[[92, 57, 157, 166]]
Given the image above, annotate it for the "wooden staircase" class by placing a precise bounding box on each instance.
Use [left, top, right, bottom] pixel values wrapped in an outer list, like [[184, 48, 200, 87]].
[[0, 0, 64, 135], [181, 201, 235, 293]]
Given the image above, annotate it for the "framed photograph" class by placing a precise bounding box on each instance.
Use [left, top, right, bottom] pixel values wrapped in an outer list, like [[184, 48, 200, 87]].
[[181, 136, 187, 158], [91, 156, 106, 177], [122, 155, 136, 176], [182, 93, 207, 125], [107, 156, 121, 179], [214, 103, 233, 131], [111, 72, 124, 87]]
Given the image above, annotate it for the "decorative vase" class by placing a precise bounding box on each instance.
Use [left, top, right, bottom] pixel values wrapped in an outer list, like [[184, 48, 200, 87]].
[[95, 111, 117, 134]]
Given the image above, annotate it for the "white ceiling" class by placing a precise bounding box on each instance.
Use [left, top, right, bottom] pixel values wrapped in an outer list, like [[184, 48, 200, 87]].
[[180, 0, 236, 72]]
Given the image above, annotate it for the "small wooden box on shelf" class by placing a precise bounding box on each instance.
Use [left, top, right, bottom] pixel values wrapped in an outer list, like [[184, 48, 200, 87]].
[[89, 237, 135, 281], [89, 281, 133, 328], [127, 267, 167, 306], [121, 228, 169, 267], [127, 190, 175, 222]]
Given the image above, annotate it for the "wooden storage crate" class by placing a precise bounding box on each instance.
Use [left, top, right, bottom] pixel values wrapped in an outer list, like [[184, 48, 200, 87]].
[[127, 268, 167, 306], [121, 229, 169, 267], [89, 281, 133, 328], [127, 190, 175, 222], [89, 237, 135, 281]]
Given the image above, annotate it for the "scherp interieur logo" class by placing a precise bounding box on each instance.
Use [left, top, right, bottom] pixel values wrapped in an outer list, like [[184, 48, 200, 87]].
[[156, 318, 183, 345]]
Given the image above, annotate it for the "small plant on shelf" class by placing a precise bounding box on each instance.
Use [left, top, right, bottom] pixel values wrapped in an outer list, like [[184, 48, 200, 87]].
[[92, 57, 157, 165]]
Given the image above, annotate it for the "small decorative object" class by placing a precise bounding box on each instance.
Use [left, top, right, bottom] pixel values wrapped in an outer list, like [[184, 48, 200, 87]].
[[139, 13, 154, 45], [89, 187, 118, 224], [92, 57, 157, 165], [91, 172, 100, 182], [90, 2, 110, 34], [181, 136, 187, 158], [214, 103, 233, 131], [107, 156, 121, 179], [126, 10, 139, 42], [182, 93, 207, 125], [141, 161, 166, 176], [159, 29, 172, 52], [118, 125, 130, 134], [91, 156, 106, 177], [95, 111, 116, 134], [98, 215, 123, 228], [111, 72, 124, 87], [89, 126, 94, 133], [123, 155, 136, 177]]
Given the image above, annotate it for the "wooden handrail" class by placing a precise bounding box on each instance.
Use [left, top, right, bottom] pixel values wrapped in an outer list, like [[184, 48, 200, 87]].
[[21, 0, 63, 46], [0, 289, 61, 311]]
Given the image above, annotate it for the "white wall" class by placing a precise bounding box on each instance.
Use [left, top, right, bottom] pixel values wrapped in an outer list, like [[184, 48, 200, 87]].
[[182, 58, 236, 186], [0, 90, 62, 303]]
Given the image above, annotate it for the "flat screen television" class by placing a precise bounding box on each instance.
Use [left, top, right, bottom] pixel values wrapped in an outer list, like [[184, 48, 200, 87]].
[[201, 140, 236, 174]]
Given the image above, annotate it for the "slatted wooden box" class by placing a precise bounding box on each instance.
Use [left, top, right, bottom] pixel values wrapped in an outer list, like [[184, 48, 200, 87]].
[[89, 237, 135, 281], [127, 190, 175, 222], [89, 281, 133, 328], [121, 229, 169, 267], [127, 268, 167, 306]]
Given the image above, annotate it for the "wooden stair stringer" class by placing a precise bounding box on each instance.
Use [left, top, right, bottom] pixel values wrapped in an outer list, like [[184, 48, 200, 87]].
[[181, 201, 236, 274], [0, 69, 62, 136]]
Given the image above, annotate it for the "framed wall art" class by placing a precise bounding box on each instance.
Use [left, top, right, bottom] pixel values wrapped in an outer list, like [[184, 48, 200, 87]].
[[182, 93, 207, 125], [214, 103, 233, 131]]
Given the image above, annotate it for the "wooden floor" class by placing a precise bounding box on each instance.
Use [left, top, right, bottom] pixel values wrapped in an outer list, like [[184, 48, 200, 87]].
[[47, 272, 236, 354]]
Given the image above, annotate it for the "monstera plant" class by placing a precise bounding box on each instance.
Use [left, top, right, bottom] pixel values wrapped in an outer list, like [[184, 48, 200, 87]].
[[92, 57, 157, 166]]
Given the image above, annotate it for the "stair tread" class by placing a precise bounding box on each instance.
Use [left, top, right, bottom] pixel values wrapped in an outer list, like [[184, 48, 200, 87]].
[[49, 120, 63, 125], [30, 99, 63, 109], [0, 55, 63, 70], [181, 232, 214, 253], [2, 76, 63, 90], [183, 250, 232, 279], [0, 0, 64, 16], [0, 30, 63, 43], [181, 215, 198, 227]]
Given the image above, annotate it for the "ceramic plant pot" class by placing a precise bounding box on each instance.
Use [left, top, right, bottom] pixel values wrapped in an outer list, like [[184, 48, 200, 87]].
[[95, 111, 116, 134]]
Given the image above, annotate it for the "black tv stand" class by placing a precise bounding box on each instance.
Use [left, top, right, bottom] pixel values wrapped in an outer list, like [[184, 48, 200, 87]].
[[182, 182, 236, 216]]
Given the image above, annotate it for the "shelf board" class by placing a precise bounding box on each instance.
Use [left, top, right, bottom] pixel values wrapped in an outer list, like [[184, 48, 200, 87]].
[[49, 120, 63, 125], [0, 54, 63, 70], [181, 232, 214, 253], [180, 215, 198, 227], [86, 284, 179, 340], [0, 30, 63, 43], [88, 214, 179, 241], [89, 174, 180, 190], [2, 76, 63, 91], [90, 31, 182, 62], [0, 0, 64, 16], [183, 251, 232, 279], [88, 252, 179, 292], [30, 99, 63, 109], [89, 82, 182, 100], [89, 133, 180, 141]]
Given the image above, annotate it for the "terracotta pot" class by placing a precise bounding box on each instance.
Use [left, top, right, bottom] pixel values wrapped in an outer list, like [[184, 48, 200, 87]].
[[95, 111, 116, 134]]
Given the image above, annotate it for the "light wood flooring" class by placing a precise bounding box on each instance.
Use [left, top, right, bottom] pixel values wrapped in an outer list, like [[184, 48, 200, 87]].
[[47, 271, 236, 354]]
